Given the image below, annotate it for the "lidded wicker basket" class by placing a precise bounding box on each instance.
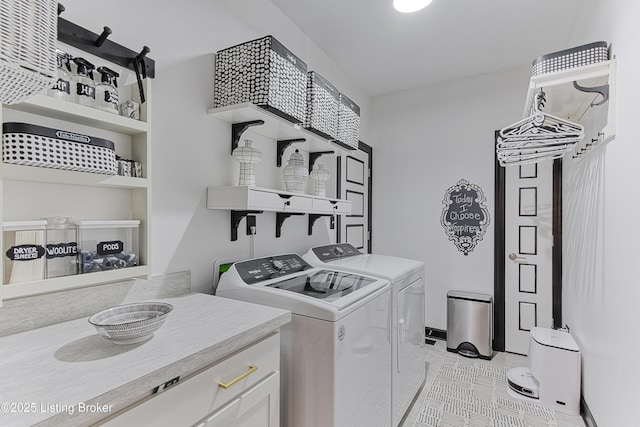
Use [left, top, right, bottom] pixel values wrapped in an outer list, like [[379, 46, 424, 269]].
[[0, 0, 58, 104]]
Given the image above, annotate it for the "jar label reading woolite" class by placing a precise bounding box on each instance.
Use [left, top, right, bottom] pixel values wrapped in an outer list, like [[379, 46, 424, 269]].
[[6, 245, 46, 261], [46, 242, 78, 259], [440, 179, 490, 256], [77, 83, 95, 99], [97, 240, 124, 256]]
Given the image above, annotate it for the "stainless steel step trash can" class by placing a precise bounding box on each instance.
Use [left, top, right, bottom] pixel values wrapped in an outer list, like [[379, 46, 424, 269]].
[[447, 290, 493, 359]]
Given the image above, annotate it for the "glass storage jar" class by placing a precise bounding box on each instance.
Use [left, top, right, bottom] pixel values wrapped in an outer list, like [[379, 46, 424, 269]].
[[72, 57, 96, 108], [95, 66, 120, 114]]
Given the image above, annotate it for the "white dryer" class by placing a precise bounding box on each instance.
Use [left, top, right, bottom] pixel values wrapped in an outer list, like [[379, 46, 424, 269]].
[[217, 254, 392, 427], [303, 244, 425, 427]]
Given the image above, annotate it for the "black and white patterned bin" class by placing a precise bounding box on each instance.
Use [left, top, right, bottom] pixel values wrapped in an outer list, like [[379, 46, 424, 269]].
[[214, 35, 308, 124], [304, 71, 340, 140], [2, 122, 117, 175], [531, 41, 608, 76], [336, 93, 360, 150]]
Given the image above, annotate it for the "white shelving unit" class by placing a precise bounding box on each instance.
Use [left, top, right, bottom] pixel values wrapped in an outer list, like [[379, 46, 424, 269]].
[[207, 103, 354, 240], [523, 59, 617, 159], [0, 80, 152, 304]]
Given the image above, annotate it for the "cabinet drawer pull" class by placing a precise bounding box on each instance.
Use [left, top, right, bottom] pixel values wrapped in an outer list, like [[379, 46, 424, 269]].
[[218, 364, 258, 389]]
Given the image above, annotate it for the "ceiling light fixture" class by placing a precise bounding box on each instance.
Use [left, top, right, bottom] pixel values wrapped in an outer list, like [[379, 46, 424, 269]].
[[393, 0, 432, 13]]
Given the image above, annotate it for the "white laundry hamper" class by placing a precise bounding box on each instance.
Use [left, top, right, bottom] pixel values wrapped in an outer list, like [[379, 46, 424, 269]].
[[0, 0, 58, 104]]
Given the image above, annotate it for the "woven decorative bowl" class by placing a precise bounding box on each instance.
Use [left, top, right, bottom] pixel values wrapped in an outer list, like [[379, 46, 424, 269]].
[[88, 302, 173, 345]]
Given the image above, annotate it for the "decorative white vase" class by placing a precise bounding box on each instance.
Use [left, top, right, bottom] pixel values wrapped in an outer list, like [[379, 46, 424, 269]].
[[232, 139, 262, 186], [283, 149, 308, 193], [310, 163, 331, 197]]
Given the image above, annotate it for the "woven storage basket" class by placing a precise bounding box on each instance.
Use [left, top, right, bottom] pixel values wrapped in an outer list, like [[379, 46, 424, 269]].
[[214, 35, 308, 124], [532, 41, 609, 77], [304, 71, 339, 140], [0, 0, 57, 104], [2, 122, 117, 175], [336, 93, 360, 150]]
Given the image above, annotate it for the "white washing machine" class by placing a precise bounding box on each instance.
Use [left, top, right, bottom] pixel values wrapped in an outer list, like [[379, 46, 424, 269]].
[[303, 243, 425, 427], [217, 254, 392, 427]]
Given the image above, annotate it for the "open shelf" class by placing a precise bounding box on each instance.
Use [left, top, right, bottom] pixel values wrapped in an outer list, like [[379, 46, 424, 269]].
[[208, 103, 353, 157], [1, 163, 149, 188], [521, 59, 616, 160], [5, 94, 148, 135], [2, 265, 150, 300]]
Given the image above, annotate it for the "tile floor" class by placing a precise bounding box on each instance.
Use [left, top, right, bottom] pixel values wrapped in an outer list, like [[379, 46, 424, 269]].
[[401, 340, 585, 427]]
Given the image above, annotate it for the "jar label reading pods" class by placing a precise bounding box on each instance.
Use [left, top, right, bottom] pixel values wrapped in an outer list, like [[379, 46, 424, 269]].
[[6, 245, 46, 261], [77, 83, 96, 99], [46, 242, 78, 259], [97, 240, 124, 255]]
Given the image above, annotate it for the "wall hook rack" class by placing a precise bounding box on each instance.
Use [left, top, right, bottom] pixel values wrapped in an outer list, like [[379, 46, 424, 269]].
[[309, 151, 334, 172], [276, 212, 305, 238], [56, 4, 155, 102], [230, 210, 263, 241], [277, 139, 306, 167], [308, 214, 335, 235], [572, 81, 609, 107], [231, 120, 265, 154]]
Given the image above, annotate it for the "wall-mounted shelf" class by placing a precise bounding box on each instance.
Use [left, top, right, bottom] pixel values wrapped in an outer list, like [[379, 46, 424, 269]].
[[206, 186, 351, 240], [5, 94, 148, 135], [1, 163, 149, 189], [208, 103, 355, 166], [523, 59, 616, 159]]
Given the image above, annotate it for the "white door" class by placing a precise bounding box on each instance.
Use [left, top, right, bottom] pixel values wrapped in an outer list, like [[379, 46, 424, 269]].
[[505, 160, 554, 354], [338, 144, 371, 252]]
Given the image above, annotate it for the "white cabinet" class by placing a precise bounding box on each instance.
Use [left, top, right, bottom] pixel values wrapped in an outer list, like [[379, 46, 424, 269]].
[[0, 80, 152, 303], [98, 333, 280, 427]]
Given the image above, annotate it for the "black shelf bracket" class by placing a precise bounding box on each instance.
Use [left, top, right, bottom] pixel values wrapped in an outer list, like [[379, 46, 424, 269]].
[[572, 81, 609, 107], [309, 151, 334, 172], [308, 214, 335, 235], [230, 210, 263, 241], [231, 120, 265, 154], [277, 138, 306, 167], [275, 212, 305, 238]]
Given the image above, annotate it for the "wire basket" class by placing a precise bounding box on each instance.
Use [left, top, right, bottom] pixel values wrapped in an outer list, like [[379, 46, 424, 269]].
[[0, 0, 58, 104], [89, 302, 173, 345]]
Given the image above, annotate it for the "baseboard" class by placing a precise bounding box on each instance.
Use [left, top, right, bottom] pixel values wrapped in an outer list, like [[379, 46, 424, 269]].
[[581, 397, 598, 427], [425, 326, 447, 341]]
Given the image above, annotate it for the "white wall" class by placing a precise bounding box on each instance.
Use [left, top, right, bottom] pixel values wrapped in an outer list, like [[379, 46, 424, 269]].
[[562, 0, 640, 424], [60, 0, 371, 293], [370, 68, 529, 329]]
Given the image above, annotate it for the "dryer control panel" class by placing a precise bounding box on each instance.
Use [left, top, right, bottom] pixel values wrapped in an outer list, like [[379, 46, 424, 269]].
[[312, 243, 361, 262], [236, 254, 311, 284]]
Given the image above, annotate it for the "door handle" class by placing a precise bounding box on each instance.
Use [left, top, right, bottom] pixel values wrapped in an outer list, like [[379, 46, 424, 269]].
[[508, 253, 527, 262]]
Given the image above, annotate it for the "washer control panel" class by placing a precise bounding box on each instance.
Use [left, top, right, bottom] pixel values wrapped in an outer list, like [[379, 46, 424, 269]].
[[312, 243, 361, 262], [236, 254, 311, 284]]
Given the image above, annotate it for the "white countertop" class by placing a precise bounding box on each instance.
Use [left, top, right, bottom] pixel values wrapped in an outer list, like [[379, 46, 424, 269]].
[[0, 293, 290, 427]]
